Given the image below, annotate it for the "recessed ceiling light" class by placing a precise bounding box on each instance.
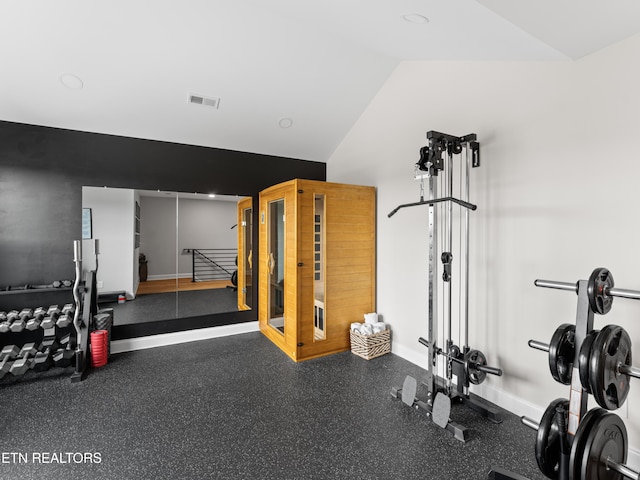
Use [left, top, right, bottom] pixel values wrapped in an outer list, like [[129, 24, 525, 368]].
[[208, 194, 216, 198], [59, 73, 84, 90], [278, 117, 293, 129], [401, 13, 429, 24]]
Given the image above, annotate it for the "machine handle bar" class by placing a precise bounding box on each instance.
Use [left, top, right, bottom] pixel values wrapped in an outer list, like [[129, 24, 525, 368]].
[[388, 196, 477, 218], [477, 365, 503, 376]]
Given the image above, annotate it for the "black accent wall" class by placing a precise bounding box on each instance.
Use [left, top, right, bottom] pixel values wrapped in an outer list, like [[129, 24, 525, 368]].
[[0, 120, 326, 336]]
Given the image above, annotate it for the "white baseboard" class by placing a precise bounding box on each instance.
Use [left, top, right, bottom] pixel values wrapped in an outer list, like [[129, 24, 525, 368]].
[[110, 321, 259, 355]]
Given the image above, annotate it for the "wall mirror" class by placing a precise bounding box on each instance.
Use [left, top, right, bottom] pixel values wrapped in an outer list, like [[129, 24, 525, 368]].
[[82, 186, 248, 328]]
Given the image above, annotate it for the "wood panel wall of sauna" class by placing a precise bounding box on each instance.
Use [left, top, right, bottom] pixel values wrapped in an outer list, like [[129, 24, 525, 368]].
[[258, 179, 376, 362]]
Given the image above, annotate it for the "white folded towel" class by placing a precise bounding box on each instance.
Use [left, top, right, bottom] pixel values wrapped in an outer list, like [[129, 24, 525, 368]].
[[364, 312, 378, 324], [350, 322, 362, 332], [372, 322, 386, 334], [360, 324, 374, 335]]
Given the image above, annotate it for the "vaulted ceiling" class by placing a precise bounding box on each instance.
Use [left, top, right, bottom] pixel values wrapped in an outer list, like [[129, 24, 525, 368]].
[[1, 1, 639, 162]]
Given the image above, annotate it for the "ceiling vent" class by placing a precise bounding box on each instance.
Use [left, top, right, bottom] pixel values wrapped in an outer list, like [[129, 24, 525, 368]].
[[189, 94, 220, 109]]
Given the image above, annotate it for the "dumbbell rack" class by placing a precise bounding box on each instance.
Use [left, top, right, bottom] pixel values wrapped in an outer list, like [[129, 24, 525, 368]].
[[389, 131, 503, 443], [0, 240, 98, 383], [521, 267, 640, 480]]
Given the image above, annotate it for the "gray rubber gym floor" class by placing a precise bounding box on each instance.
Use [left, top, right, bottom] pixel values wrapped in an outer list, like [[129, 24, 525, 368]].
[[0, 331, 545, 480]]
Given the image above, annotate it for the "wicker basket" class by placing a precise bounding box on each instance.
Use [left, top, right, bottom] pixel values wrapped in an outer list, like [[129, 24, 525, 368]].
[[350, 329, 391, 360]]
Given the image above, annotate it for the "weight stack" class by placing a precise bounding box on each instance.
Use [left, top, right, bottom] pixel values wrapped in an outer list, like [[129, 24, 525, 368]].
[[94, 309, 113, 358], [90, 330, 108, 368]]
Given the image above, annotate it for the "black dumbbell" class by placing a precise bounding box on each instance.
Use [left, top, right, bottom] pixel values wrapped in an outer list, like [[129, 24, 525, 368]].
[[59, 333, 72, 348], [56, 305, 75, 328], [1, 345, 20, 361], [41, 336, 60, 353], [0, 344, 19, 380], [52, 348, 75, 368], [0, 356, 13, 379], [9, 308, 34, 333], [9, 343, 38, 376], [52, 280, 73, 288], [1, 310, 20, 333], [40, 305, 61, 330], [31, 351, 53, 372], [26, 307, 47, 331]]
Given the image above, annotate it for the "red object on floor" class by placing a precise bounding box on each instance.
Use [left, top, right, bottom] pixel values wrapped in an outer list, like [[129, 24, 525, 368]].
[[90, 330, 108, 368]]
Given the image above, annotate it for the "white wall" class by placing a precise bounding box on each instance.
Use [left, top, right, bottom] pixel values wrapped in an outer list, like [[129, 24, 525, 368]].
[[139, 195, 178, 279], [327, 33, 640, 457], [82, 187, 136, 298], [139, 195, 238, 278], [177, 197, 238, 276]]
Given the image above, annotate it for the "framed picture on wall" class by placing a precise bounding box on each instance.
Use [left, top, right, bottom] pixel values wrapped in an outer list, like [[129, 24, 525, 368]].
[[82, 208, 92, 239]]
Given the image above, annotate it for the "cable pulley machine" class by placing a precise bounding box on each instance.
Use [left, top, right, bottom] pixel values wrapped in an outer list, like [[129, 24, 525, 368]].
[[389, 131, 503, 442]]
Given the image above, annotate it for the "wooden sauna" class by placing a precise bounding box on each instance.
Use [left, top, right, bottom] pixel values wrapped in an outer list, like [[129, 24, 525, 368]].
[[258, 179, 376, 361]]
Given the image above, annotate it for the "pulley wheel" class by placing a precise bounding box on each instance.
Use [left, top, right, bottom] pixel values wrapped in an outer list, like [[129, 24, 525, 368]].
[[535, 398, 569, 480], [588, 325, 632, 410], [587, 268, 614, 315], [465, 349, 487, 385], [449, 344, 461, 360], [578, 330, 599, 394], [548, 324, 575, 385], [570, 408, 627, 480]]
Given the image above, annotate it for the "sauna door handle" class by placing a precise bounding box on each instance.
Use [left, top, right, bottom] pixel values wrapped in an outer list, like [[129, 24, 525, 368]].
[[268, 252, 275, 275]]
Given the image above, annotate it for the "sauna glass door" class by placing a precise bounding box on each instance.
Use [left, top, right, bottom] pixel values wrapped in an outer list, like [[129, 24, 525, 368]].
[[267, 198, 285, 334]]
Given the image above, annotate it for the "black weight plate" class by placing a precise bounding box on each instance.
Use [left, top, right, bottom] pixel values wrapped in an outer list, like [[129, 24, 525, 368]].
[[587, 268, 614, 315], [589, 325, 632, 410], [548, 324, 575, 385], [580, 410, 627, 480], [536, 398, 569, 479], [569, 408, 606, 480], [465, 349, 487, 385], [579, 330, 599, 394]]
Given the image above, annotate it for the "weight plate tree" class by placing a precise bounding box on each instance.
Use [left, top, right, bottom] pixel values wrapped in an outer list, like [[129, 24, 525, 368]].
[[388, 131, 503, 442], [522, 267, 640, 480]]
